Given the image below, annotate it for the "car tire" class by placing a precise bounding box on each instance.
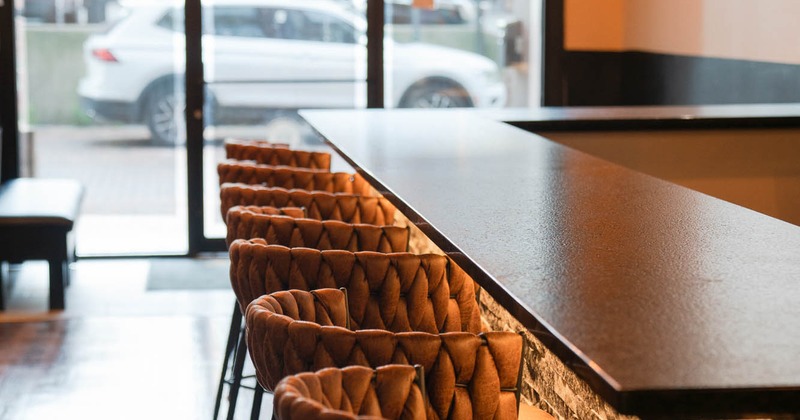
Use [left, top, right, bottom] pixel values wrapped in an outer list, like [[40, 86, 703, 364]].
[[145, 83, 186, 146], [399, 80, 473, 108]]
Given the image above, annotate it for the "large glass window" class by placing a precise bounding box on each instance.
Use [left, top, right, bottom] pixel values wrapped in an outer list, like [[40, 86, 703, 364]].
[[15, 0, 189, 255], [201, 2, 367, 240], [7, 0, 544, 251]]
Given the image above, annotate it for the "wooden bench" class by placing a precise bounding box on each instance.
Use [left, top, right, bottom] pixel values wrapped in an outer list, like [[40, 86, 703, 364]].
[[0, 178, 84, 310]]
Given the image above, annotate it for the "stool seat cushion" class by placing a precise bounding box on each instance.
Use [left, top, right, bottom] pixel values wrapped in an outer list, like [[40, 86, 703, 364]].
[[0, 178, 84, 228]]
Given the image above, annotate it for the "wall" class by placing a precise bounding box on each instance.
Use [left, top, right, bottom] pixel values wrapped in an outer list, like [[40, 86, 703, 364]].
[[565, 0, 800, 62], [560, 0, 800, 105], [540, 128, 800, 228], [624, 0, 800, 65], [563, 0, 624, 51], [23, 25, 94, 125]]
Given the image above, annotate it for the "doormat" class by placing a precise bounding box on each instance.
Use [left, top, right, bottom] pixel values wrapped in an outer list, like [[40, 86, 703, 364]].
[[146, 258, 230, 291]]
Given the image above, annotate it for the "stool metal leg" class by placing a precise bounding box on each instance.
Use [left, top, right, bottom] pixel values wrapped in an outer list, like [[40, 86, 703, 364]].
[[226, 324, 249, 420], [250, 385, 264, 420], [214, 301, 242, 419]]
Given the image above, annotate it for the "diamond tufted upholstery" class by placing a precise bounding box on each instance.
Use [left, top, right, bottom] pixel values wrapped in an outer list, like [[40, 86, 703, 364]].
[[247, 289, 522, 419], [225, 208, 409, 251], [224, 139, 331, 170], [273, 365, 426, 420], [220, 184, 396, 225], [229, 242, 482, 334]]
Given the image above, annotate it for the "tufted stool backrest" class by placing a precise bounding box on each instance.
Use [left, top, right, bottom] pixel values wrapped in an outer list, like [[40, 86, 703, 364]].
[[247, 289, 522, 419], [229, 242, 481, 333], [228, 205, 306, 219], [273, 365, 426, 420], [224, 139, 331, 170], [218, 161, 373, 196], [225, 207, 409, 251], [220, 184, 396, 225], [252, 288, 349, 329]]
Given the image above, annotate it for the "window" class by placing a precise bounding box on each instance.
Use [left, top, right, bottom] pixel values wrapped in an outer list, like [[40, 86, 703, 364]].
[[261, 8, 356, 44], [212, 7, 266, 38], [388, 3, 466, 25], [156, 9, 183, 32]]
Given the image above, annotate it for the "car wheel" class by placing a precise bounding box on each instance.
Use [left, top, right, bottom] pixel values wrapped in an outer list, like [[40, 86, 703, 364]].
[[399, 81, 473, 108], [145, 83, 186, 146]]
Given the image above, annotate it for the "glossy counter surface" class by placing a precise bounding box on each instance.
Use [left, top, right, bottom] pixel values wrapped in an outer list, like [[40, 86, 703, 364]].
[[301, 109, 800, 417], [482, 103, 800, 130]]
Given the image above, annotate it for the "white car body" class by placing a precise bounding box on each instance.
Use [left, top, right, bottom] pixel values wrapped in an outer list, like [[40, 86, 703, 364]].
[[78, 0, 506, 142]]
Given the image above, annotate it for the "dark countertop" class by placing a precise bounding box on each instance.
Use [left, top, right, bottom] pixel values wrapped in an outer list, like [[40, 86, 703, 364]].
[[300, 108, 800, 418], [481, 103, 800, 130]]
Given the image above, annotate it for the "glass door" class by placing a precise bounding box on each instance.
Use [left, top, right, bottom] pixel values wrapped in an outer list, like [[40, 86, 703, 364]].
[[195, 0, 368, 247], [383, 0, 541, 108], [10, 0, 189, 256]]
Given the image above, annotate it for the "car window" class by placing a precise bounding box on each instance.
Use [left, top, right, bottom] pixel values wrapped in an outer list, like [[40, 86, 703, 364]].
[[388, 4, 466, 24], [156, 8, 184, 32], [153, 6, 357, 43], [155, 7, 268, 38], [261, 7, 356, 44], [212, 7, 267, 37], [100, 6, 132, 34]]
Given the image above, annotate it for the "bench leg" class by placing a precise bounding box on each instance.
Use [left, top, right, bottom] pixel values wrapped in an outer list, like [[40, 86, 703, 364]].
[[48, 259, 66, 310]]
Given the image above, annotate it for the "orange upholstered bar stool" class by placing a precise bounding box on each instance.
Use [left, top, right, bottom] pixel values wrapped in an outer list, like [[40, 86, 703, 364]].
[[220, 184, 396, 225], [224, 139, 331, 170], [224, 206, 409, 250], [218, 160, 372, 195], [229, 242, 481, 335], [213, 206, 306, 420], [247, 288, 530, 420], [273, 365, 426, 419], [216, 212, 408, 420]]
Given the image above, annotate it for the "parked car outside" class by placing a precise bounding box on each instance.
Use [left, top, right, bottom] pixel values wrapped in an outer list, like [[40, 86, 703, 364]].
[[77, 0, 507, 144]]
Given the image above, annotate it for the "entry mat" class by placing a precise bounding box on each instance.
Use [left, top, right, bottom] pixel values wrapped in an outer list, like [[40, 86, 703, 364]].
[[146, 258, 230, 291]]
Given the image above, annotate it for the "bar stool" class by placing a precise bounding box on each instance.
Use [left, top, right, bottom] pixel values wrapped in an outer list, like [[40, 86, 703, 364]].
[[273, 365, 426, 420], [229, 242, 481, 335], [224, 139, 331, 170], [247, 288, 523, 419], [224, 207, 409, 250], [215, 219, 409, 420], [220, 184, 396, 225], [217, 160, 373, 195], [213, 205, 305, 419]]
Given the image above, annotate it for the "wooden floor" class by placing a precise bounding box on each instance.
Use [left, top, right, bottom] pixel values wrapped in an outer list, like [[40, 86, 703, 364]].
[[0, 259, 272, 420]]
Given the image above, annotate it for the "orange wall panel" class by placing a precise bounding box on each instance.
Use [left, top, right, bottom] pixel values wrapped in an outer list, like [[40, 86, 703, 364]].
[[565, 0, 800, 64], [626, 0, 800, 64], [564, 0, 625, 51]]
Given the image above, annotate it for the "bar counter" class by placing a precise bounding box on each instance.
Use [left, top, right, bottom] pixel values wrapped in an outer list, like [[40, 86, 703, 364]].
[[300, 108, 800, 418]]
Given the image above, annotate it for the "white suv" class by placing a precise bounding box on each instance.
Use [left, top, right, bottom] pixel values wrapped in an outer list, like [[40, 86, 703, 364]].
[[78, 0, 507, 144]]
